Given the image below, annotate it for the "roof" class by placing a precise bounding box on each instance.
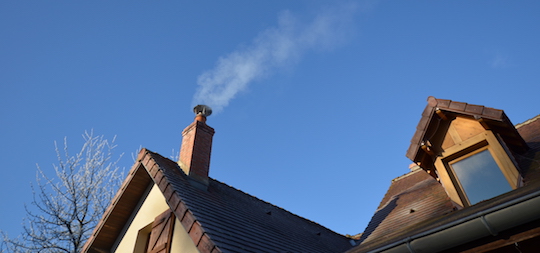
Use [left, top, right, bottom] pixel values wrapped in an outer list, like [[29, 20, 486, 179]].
[[83, 148, 353, 253], [348, 113, 540, 253], [406, 96, 528, 165], [355, 167, 455, 246]]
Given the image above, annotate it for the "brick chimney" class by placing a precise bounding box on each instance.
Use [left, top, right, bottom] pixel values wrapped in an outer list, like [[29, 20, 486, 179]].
[[179, 105, 215, 188]]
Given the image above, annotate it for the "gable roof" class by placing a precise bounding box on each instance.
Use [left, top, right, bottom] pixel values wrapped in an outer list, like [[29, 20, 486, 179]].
[[83, 149, 353, 253], [348, 112, 540, 253], [406, 96, 528, 166]]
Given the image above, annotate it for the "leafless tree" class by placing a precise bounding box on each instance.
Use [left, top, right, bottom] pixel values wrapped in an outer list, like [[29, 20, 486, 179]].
[[1, 131, 124, 253]]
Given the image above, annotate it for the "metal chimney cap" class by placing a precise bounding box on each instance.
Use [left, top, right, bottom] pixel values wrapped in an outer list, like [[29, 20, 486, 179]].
[[193, 105, 212, 117]]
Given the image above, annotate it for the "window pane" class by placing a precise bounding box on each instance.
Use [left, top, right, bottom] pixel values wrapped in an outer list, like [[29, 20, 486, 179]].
[[451, 149, 512, 205]]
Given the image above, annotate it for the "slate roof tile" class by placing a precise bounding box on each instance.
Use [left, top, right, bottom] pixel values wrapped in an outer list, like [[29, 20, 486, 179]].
[[148, 150, 352, 253]]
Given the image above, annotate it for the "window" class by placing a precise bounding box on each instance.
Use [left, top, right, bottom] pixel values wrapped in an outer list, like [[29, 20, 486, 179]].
[[449, 149, 513, 205], [133, 223, 152, 253], [434, 128, 522, 207]]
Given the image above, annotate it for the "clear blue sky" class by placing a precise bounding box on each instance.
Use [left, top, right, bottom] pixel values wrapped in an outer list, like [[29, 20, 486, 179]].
[[1, 1, 539, 239]]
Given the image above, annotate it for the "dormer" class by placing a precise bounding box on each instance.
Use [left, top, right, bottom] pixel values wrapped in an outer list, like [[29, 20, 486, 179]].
[[406, 97, 529, 207]]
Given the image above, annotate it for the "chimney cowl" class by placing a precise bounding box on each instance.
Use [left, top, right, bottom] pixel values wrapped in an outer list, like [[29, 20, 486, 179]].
[[194, 105, 212, 116], [193, 104, 212, 123]]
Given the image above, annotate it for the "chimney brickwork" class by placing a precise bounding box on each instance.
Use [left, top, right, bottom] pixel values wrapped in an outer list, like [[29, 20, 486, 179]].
[[179, 113, 215, 187]]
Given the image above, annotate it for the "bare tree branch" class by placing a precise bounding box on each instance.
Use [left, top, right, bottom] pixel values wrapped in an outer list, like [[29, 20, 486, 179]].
[[1, 131, 124, 253]]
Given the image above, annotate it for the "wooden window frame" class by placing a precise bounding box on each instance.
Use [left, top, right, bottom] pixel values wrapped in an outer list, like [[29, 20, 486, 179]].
[[133, 223, 153, 253], [434, 130, 522, 207]]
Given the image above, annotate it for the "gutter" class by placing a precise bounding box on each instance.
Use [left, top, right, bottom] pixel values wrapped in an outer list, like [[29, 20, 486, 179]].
[[367, 189, 540, 253]]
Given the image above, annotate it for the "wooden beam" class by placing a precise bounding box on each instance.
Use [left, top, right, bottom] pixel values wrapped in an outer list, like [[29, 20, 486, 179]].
[[436, 109, 448, 121], [421, 144, 435, 156], [477, 118, 491, 130]]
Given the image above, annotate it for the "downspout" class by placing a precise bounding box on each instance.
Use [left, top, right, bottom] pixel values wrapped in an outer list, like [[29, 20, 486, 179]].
[[368, 189, 540, 253]]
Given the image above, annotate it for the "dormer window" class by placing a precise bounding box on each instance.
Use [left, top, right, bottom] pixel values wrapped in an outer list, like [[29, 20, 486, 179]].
[[433, 128, 522, 207], [407, 97, 528, 208], [449, 149, 512, 205]]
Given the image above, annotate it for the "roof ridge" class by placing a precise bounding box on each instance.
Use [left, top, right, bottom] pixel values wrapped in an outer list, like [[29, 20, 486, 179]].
[[516, 114, 540, 129], [392, 165, 423, 183]]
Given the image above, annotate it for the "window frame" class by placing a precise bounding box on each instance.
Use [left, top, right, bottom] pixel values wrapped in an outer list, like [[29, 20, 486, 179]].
[[133, 223, 153, 253], [434, 130, 521, 207]]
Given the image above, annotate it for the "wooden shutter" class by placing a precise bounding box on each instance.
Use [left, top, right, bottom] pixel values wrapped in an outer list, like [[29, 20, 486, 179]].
[[147, 210, 175, 253]]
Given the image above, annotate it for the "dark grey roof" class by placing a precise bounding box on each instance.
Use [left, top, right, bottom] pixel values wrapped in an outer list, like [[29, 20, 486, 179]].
[[151, 151, 353, 253], [83, 149, 353, 253]]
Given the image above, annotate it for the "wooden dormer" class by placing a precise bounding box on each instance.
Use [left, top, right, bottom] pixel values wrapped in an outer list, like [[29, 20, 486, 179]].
[[406, 97, 529, 207]]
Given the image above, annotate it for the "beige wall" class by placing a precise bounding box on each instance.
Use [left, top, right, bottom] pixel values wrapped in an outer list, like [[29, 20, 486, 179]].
[[113, 183, 198, 253], [171, 214, 200, 252]]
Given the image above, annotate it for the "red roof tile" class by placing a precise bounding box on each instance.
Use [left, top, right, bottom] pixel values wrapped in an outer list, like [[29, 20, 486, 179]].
[[406, 96, 527, 165]]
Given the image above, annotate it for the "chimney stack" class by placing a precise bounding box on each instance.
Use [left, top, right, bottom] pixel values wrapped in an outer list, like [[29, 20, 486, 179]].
[[179, 105, 215, 187]]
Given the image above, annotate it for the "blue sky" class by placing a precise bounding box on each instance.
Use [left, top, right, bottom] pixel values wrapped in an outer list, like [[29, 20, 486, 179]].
[[1, 1, 539, 239]]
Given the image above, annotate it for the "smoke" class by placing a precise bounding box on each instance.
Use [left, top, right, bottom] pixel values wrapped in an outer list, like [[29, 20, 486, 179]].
[[193, 4, 358, 113]]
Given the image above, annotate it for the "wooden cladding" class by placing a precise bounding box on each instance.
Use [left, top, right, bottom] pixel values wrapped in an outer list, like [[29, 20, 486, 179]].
[[147, 210, 175, 253], [435, 129, 521, 207]]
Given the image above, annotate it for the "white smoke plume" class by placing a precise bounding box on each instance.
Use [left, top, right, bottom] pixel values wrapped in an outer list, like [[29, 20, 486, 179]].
[[193, 4, 357, 113]]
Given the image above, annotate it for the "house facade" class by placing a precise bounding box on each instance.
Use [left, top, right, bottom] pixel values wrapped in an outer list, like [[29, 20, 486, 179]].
[[83, 97, 540, 253]]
